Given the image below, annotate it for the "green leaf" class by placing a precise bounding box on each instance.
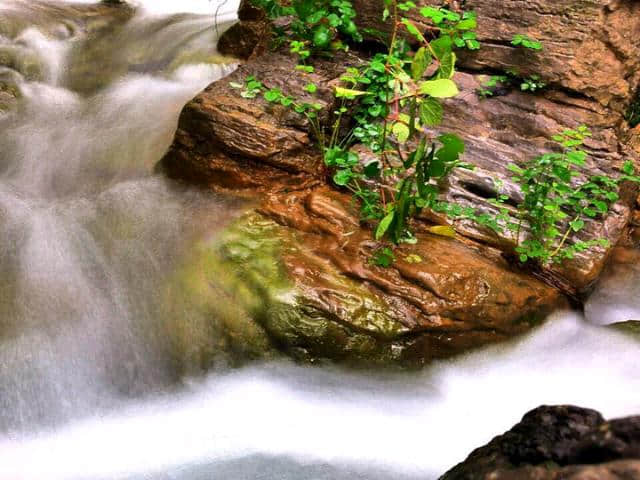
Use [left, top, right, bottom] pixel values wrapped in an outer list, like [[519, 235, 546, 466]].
[[593, 200, 608, 213], [455, 18, 477, 30], [333, 169, 353, 186], [430, 35, 453, 60], [335, 87, 367, 99], [411, 47, 432, 81], [420, 6, 445, 24], [567, 150, 587, 166], [419, 79, 459, 98], [401, 18, 426, 43], [393, 122, 411, 143], [623, 160, 635, 175], [437, 51, 456, 79], [570, 219, 585, 232], [436, 133, 465, 163], [263, 89, 282, 102], [404, 254, 423, 264], [428, 225, 456, 238], [419, 98, 443, 126], [376, 210, 396, 240], [371, 247, 395, 268], [312, 25, 331, 48], [428, 158, 446, 177]]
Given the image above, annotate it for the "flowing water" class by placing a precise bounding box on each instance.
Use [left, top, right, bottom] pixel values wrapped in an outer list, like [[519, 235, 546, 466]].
[[0, 1, 639, 479]]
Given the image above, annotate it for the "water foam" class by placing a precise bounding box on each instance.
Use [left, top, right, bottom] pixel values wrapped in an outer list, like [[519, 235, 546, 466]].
[[1, 313, 639, 480]]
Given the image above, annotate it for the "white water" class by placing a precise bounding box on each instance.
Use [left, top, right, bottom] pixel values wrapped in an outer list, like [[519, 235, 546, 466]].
[[1, 2, 640, 480], [1, 313, 640, 480], [15, 0, 242, 17]]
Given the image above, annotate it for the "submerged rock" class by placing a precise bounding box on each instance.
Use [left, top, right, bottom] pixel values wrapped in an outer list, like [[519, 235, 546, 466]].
[[441, 405, 640, 480]]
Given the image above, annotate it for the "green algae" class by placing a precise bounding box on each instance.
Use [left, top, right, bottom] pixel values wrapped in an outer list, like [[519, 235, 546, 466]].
[[165, 211, 409, 367]]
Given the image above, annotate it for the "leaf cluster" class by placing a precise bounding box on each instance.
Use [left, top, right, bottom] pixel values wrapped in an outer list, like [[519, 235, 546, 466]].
[[488, 126, 640, 264], [239, 0, 483, 265], [250, 0, 362, 62]]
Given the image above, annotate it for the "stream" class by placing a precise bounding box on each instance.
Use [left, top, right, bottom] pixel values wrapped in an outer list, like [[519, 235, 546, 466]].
[[1, 1, 639, 479]]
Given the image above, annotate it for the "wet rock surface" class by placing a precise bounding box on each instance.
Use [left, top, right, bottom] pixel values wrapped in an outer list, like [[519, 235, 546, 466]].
[[162, 0, 640, 363], [441, 405, 640, 480], [162, 50, 567, 364], [181, 206, 561, 366]]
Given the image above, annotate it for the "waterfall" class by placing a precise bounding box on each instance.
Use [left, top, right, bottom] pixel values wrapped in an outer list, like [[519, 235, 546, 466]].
[[0, 2, 639, 480]]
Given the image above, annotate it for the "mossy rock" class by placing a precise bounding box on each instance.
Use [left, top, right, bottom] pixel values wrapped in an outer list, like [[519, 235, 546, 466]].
[[609, 321, 640, 339], [164, 212, 410, 368]]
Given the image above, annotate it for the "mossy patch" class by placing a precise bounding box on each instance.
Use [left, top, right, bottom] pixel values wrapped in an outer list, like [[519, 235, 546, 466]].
[[165, 212, 410, 367], [609, 320, 640, 339]]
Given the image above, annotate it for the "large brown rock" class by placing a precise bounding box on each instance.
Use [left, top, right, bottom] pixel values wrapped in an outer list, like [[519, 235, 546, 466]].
[[161, 50, 568, 363], [161, 0, 640, 362], [164, 46, 638, 294], [441, 405, 640, 480], [352, 0, 640, 112]]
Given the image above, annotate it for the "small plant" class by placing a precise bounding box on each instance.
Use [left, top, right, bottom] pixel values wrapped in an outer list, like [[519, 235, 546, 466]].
[[490, 126, 640, 264], [518, 74, 545, 92], [477, 34, 544, 98], [477, 71, 546, 98], [511, 34, 543, 51], [371, 247, 395, 267], [476, 74, 509, 98], [238, 1, 480, 256], [250, 0, 362, 63], [627, 89, 640, 128]]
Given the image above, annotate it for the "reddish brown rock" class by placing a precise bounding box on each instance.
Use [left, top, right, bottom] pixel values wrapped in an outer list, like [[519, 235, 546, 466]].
[[436, 72, 638, 294], [256, 186, 563, 364], [162, 51, 365, 192], [352, 0, 640, 112], [160, 0, 640, 362], [163, 45, 639, 294]]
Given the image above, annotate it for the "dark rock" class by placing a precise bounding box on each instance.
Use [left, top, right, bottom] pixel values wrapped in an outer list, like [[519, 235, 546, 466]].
[[441, 406, 640, 480], [567, 416, 640, 464], [218, 0, 270, 59]]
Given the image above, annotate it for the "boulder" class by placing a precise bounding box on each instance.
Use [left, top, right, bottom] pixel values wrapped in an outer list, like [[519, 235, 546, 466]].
[[160, 0, 640, 362], [163, 48, 636, 295], [441, 405, 640, 480]]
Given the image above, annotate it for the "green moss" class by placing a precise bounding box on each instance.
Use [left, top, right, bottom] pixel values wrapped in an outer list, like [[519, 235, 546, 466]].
[[170, 212, 409, 366], [609, 321, 640, 339]]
